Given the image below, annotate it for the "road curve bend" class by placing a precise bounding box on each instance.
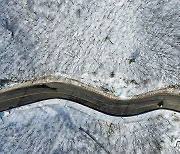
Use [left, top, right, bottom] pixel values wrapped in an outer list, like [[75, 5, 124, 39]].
[[0, 81, 179, 116]]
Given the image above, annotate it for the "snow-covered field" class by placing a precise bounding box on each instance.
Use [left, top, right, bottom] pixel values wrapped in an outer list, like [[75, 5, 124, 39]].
[[0, 99, 180, 154], [0, 0, 179, 98], [0, 0, 179, 153]]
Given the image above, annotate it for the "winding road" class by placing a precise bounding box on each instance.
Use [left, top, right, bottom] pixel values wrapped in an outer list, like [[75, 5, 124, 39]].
[[0, 81, 179, 116]]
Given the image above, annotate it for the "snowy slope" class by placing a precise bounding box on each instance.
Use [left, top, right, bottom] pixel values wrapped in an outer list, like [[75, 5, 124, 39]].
[[0, 99, 180, 154], [0, 0, 179, 98]]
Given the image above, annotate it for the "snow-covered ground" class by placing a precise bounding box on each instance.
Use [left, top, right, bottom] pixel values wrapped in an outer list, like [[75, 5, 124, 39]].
[[0, 0, 179, 98], [0, 99, 179, 154], [0, 1, 179, 153]]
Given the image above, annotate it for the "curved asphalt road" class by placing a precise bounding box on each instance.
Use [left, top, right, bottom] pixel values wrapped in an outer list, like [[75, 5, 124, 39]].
[[0, 82, 179, 116]]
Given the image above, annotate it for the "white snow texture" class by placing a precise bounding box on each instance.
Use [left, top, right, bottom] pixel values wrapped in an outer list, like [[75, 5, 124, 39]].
[[0, 0, 180, 153], [0, 0, 179, 98], [0, 99, 180, 154]]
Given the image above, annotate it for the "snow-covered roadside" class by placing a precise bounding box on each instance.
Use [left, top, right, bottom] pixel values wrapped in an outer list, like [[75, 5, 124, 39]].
[[0, 99, 179, 154], [0, 0, 179, 98], [0, 0, 179, 153]]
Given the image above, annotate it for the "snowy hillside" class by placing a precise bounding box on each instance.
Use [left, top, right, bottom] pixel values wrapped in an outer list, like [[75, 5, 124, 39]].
[[0, 99, 180, 154], [0, 0, 179, 98]]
